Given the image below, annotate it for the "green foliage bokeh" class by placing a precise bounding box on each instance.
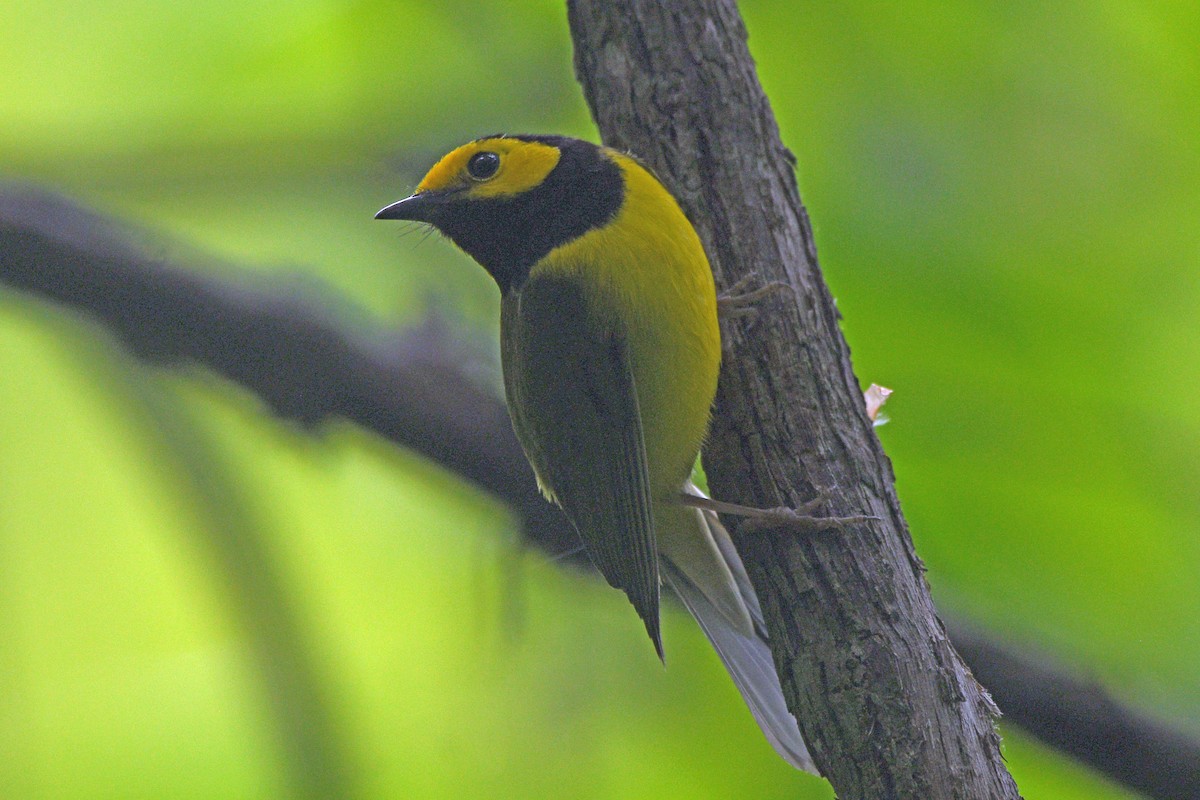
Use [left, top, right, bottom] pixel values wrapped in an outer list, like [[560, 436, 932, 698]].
[[1, 1, 1197, 798]]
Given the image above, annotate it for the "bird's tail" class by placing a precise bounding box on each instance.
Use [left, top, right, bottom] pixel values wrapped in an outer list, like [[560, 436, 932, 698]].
[[657, 481, 817, 774]]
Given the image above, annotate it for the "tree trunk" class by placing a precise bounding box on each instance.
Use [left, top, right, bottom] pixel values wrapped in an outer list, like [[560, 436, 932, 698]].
[[567, 3, 1023, 798]]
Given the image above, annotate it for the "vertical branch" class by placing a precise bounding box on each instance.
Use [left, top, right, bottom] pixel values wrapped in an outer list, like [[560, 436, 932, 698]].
[[566, 2, 1021, 797]]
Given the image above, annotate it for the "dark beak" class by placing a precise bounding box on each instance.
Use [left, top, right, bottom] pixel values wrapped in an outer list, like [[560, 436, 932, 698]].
[[375, 193, 436, 222]]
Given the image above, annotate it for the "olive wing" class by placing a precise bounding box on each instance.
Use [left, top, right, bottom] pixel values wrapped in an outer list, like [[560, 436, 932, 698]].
[[501, 274, 662, 657]]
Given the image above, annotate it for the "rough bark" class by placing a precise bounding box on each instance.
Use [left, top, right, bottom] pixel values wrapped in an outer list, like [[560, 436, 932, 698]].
[[4, 187, 1200, 799], [567, 3, 1021, 797]]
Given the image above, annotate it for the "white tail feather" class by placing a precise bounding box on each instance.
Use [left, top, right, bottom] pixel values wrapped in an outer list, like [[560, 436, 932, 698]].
[[660, 483, 818, 774]]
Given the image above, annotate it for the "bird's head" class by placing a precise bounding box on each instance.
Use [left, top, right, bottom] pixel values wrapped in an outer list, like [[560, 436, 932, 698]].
[[376, 134, 624, 292]]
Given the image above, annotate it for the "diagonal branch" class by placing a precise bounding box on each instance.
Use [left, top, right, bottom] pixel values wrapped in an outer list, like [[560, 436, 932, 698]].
[[0, 184, 574, 558], [953, 624, 1200, 800], [2, 187, 1197, 799], [568, 3, 1018, 796]]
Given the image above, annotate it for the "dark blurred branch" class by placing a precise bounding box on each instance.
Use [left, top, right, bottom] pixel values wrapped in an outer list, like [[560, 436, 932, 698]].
[[2, 187, 1198, 799], [0, 184, 574, 558], [0, 187, 360, 799], [953, 625, 1200, 800]]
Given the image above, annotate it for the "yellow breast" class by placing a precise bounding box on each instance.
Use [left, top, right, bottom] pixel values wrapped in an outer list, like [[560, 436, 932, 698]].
[[536, 151, 721, 495]]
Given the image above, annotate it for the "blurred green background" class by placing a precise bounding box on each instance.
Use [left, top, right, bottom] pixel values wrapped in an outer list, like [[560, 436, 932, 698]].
[[2, 1, 1197, 798]]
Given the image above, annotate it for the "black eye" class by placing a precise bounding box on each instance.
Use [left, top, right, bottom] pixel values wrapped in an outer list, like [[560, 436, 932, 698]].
[[467, 151, 500, 181]]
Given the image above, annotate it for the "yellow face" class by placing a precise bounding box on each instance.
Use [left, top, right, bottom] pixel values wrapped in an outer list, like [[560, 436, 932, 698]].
[[416, 137, 562, 199]]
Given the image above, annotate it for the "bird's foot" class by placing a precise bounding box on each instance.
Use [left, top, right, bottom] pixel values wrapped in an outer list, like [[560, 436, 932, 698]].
[[677, 491, 876, 535], [717, 277, 793, 319]]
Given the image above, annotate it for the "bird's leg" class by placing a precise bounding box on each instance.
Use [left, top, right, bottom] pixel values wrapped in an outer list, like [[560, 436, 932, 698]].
[[717, 276, 794, 319], [678, 491, 877, 535]]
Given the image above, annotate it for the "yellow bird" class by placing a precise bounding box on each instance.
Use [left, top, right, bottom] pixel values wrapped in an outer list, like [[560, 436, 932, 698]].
[[377, 134, 814, 771]]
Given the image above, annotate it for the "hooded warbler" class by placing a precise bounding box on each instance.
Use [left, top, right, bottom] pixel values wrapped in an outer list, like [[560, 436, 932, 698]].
[[376, 134, 815, 772]]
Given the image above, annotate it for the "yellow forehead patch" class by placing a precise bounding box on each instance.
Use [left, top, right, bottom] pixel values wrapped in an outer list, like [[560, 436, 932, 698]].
[[416, 137, 562, 198]]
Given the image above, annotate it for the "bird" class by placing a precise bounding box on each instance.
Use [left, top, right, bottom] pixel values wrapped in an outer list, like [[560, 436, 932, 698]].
[[376, 134, 816, 772]]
